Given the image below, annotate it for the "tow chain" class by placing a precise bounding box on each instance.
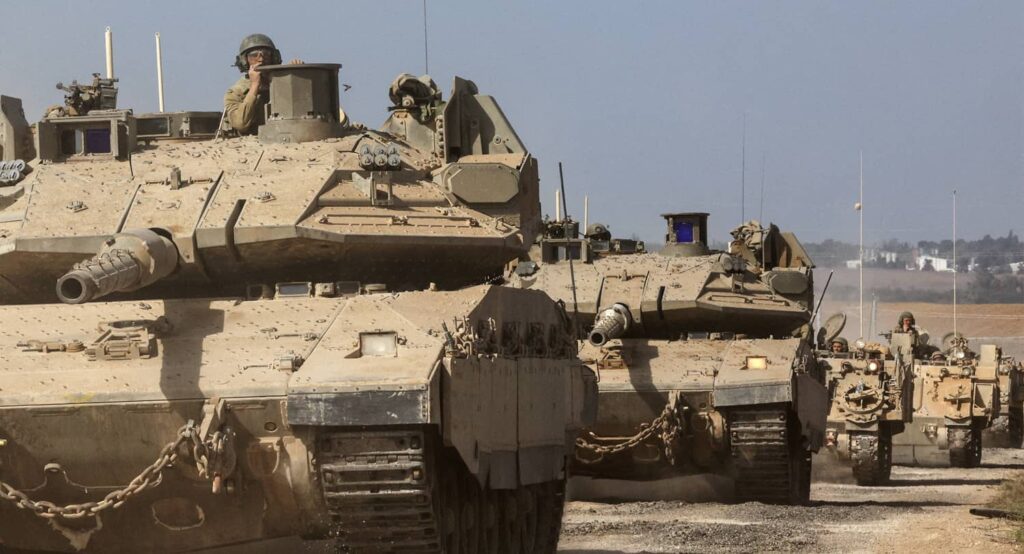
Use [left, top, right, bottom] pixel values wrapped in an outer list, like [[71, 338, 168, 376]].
[[575, 391, 687, 465], [0, 422, 199, 520]]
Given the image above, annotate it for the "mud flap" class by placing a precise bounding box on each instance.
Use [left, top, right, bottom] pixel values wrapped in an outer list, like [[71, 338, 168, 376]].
[[794, 373, 827, 451]]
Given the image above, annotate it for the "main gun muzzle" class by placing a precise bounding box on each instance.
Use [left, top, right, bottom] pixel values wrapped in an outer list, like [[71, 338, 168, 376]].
[[588, 303, 632, 347], [56, 229, 179, 304]]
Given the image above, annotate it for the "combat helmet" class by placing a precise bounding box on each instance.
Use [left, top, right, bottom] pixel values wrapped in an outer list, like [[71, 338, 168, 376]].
[[234, 33, 282, 72], [831, 337, 849, 352], [897, 311, 915, 326]]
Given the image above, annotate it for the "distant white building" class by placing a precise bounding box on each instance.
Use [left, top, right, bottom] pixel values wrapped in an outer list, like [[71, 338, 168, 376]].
[[1010, 261, 1024, 274], [845, 259, 861, 269], [916, 254, 952, 272]]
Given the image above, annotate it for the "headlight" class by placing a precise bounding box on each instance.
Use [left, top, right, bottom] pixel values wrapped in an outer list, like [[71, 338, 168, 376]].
[[745, 356, 768, 370], [961, 366, 972, 377], [360, 331, 398, 357], [868, 361, 880, 372], [956, 350, 966, 360], [855, 338, 866, 350]]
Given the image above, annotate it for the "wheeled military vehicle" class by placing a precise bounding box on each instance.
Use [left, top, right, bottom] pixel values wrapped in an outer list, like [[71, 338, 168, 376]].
[[511, 213, 827, 504], [0, 58, 594, 553], [814, 318, 914, 485], [892, 334, 999, 467]]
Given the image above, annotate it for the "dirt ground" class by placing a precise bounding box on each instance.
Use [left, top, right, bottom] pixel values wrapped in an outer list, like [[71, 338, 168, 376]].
[[557, 448, 1024, 553]]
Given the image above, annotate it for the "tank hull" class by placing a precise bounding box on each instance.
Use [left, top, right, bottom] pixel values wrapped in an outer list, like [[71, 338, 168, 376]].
[[0, 286, 592, 552], [570, 337, 826, 504]]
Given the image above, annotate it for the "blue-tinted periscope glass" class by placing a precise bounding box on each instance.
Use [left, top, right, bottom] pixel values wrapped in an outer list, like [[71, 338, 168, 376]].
[[84, 129, 111, 154], [674, 221, 694, 243]]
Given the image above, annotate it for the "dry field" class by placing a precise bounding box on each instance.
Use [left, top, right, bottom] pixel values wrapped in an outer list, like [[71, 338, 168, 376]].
[[818, 301, 1024, 358]]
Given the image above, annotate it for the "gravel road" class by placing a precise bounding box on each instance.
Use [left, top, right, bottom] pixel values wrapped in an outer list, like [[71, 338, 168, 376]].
[[557, 448, 1024, 553]]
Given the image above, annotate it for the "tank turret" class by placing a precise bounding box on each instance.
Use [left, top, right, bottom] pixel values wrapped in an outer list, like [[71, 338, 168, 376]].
[[0, 63, 543, 304]]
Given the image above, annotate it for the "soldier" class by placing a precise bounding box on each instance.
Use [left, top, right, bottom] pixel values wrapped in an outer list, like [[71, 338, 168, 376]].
[[223, 34, 301, 135], [830, 337, 849, 353], [894, 312, 918, 338]]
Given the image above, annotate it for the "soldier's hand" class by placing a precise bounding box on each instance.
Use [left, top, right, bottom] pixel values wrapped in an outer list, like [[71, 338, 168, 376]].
[[289, 59, 304, 65], [248, 64, 263, 89]]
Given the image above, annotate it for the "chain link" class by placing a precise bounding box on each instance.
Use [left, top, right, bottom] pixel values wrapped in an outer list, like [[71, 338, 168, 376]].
[[575, 391, 686, 465], [0, 423, 197, 520]]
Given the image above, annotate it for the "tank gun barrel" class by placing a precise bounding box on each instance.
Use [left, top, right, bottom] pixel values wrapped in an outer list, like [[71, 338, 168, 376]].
[[56, 229, 178, 304], [588, 303, 632, 347]]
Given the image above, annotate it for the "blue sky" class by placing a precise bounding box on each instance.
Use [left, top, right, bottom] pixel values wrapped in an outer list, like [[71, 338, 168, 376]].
[[1, 1, 1020, 245]]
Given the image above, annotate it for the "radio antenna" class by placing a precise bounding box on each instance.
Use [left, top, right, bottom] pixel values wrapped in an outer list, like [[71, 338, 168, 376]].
[[759, 153, 766, 222], [740, 112, 746, 223], [422, 0, 430, 74], [559, 162, 580, 341], [953, 189, 958, 340]]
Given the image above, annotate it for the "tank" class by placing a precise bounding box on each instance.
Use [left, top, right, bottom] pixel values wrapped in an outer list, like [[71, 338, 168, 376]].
[[891, 334, 999, 467], [0, 64, 595, 553], [814, 317, 914, 485], [510, 213, 828, 504]]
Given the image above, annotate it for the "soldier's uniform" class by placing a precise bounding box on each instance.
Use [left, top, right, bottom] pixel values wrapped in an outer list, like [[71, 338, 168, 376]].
[[223, 77, 267, 135], [224, 33, 281, 136], [892, 311, 925, 357]]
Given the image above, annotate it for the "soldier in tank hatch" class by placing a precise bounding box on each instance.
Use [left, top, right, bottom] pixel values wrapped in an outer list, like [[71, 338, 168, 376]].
[[223, 34, 303, 135], [831, 337, 849, 353]]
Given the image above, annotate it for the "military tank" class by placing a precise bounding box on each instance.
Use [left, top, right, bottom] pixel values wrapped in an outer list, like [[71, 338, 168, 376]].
[[892, 334, 999, 467], [0, 59, 595, 553], [814, 318, 914, 485], [510, 213, 827, 504]]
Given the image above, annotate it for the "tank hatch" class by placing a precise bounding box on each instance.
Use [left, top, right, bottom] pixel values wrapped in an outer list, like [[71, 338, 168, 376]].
[[256, 63, 346, 144]]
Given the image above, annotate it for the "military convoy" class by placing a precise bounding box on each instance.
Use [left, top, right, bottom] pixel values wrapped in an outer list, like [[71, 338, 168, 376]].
[[510, 213, 827, 504], [0, 53, 596, 553]]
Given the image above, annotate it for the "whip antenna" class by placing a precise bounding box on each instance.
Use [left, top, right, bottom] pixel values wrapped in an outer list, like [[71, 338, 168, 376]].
[[559, 162, 580, 341], [422, 0, 430, 74]]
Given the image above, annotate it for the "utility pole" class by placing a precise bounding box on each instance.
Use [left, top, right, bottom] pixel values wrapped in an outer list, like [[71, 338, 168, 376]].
[[857, 151, 864, 338]]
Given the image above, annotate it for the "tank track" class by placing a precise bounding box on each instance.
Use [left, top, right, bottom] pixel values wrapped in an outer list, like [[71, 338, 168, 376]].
[[849, 429, 892, 486], [318, 429, 442, 551], [949, 424, 982, 468], [1010, 407, 1023, 448], [317, 428, 564, 553], [728, 407, 810, 505]]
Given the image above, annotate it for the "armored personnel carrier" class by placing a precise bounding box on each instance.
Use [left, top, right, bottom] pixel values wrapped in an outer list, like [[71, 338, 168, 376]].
[[814, 320, 914, 485], [0, 62, 594, 553], [985, 352, 1023, 448], [892, 334, 999, 467], [511, 213, 827, 504]]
